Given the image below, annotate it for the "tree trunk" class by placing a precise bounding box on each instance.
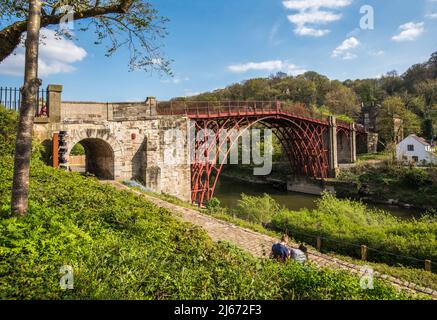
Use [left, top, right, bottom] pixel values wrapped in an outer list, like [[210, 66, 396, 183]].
[[11, 0, 42, 216]]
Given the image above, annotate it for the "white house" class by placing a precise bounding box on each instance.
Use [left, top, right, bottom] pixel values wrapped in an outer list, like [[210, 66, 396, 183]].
[[396, 134, 437, 166]]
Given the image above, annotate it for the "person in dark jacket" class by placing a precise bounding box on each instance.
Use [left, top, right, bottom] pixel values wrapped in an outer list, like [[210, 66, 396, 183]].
[[271, 234, 291, 261]]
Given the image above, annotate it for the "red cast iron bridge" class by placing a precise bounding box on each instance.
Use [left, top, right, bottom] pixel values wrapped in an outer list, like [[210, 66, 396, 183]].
[[157, 101, 366, 205]]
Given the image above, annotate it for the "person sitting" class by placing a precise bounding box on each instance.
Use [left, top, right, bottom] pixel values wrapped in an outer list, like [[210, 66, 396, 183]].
[[290, 244, 308, 264], [271, 234, 291, 261]]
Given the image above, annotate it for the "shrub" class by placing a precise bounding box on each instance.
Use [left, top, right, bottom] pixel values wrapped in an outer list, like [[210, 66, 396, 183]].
[[0, 106, 18, 156], [402, 168, 432, 188], [271, 192, 437, 268], [206, 197, 221, 210], [70, 143, 86, 156], [235, 193, 281, 224]]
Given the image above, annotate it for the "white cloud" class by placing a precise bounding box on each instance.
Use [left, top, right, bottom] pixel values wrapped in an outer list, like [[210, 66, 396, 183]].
[[228, 60, 284, 73], [283, 0, 352, 10], [392, 22, 425, 42], [425, 13, 437, 19], [0, 28, 86, 77], [161, 75, 189, 85], [369, 50, 385, 57], [287, 10, 342, 25], [282, 0, 352, 37], [227, 60, 306, 75], [294, 25, 330, 37], [331, 37, 360, 59]]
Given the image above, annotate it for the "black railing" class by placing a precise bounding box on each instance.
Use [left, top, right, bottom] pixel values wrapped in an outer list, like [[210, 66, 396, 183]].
[[0, 86, 48, 116]]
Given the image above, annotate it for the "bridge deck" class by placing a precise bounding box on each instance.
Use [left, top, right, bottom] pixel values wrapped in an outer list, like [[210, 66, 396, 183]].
[[157, 101, 364, 132]]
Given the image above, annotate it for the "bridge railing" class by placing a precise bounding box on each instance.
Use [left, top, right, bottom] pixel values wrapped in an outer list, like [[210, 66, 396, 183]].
[[0, 86, 48, 116], [156, 100, 330, 123]]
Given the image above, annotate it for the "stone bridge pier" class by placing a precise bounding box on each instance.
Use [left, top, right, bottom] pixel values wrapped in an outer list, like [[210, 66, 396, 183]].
[[33, 85, 192, 201]]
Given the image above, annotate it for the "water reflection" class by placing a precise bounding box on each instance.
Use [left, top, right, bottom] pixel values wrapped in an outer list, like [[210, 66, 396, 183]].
[[214, 175, 423, 219]]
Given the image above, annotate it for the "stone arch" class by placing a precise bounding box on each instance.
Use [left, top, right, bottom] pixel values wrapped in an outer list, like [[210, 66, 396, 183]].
[[66, 128, 125, 179]]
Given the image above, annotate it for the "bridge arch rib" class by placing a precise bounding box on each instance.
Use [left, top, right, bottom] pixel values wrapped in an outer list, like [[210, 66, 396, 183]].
[[190, 115, 329, 205], [66, 129, 125, 180]]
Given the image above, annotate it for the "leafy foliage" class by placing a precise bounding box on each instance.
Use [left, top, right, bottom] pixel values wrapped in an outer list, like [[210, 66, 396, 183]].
[[0, 156, 412, 299], [271, 192, 437, 268], [0, 105, 17, 156], [235, 193, 281, 224], [377, 96, 421, 143], [0, 1, 171, 73], [337, 162, 437, 208], [70, 143, 85, 156]]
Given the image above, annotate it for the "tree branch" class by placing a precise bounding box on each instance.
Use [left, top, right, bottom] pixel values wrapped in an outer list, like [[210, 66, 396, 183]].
[[0, 0, 135, 62]]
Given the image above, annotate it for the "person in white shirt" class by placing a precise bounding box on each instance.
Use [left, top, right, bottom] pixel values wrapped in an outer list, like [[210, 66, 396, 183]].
[[290, 244, 308, 264]]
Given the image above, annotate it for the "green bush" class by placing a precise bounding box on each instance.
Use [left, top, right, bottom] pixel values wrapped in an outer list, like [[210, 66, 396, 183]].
[[0, 106, 18, 156], [70, 143, 86, 156], [402, 168, 432, 188], [0, 156, 413, 299], [337, 163, 437, 207], [206, 197, 221, 210], [271, 192, 437, 268], [235, 193, 281, 224]]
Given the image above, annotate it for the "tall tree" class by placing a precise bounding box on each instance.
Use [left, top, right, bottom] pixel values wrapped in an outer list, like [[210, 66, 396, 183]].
[[3, 1, 169, 216], [376, 96, 420, 144], [11, 0, 42, 216], [324, 84, 359, 118]]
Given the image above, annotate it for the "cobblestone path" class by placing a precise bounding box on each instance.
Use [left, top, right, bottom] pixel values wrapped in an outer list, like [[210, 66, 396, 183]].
[[106, 181, 437, 299]]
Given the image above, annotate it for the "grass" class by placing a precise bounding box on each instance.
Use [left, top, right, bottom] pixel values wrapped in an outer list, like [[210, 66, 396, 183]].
[[357, 152, 391, 162], [270, 192, 437, 269], [126, 184, 437, 292], [0, 155, 417, 300]]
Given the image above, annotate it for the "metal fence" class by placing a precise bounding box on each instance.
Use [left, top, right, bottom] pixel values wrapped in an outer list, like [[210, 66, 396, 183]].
[[0, 86, 48, 116]]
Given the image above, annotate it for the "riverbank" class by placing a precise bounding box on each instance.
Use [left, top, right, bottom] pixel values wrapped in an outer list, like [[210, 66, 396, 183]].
[[117, 180, 437, 296], [219, 166, 432, 217], [336, 162, 437, 212]]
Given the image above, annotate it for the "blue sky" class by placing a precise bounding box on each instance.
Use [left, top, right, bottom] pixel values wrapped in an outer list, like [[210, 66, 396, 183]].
[[1, 0, 437, 101]]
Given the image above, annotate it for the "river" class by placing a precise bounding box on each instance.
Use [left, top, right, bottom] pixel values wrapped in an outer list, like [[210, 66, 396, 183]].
[[214, 175, 424, 219]]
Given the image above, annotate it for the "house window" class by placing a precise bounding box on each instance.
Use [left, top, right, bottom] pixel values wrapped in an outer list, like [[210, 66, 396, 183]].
[[407, 145, 414, 151], [412, 156, 419, 163]]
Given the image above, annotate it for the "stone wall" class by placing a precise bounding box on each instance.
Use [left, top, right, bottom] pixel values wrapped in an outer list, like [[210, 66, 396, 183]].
[[337, 131, 352, 163], [60, 99, 156, 123], [34, 95, 192, 202]]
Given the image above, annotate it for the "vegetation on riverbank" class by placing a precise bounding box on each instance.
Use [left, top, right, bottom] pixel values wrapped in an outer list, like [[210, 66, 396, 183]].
[[258, 193, 437, 269], [201, 194, 437, 291], [149, 190, 437, 292], [337, 161, 437, 209]]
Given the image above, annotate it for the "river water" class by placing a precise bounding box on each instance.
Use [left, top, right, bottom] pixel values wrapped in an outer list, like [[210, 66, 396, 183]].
[[214, 175, 423, 219]]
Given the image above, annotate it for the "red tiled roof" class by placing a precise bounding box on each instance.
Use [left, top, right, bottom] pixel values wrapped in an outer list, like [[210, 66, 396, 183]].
[[410, 134, 431, 146]]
